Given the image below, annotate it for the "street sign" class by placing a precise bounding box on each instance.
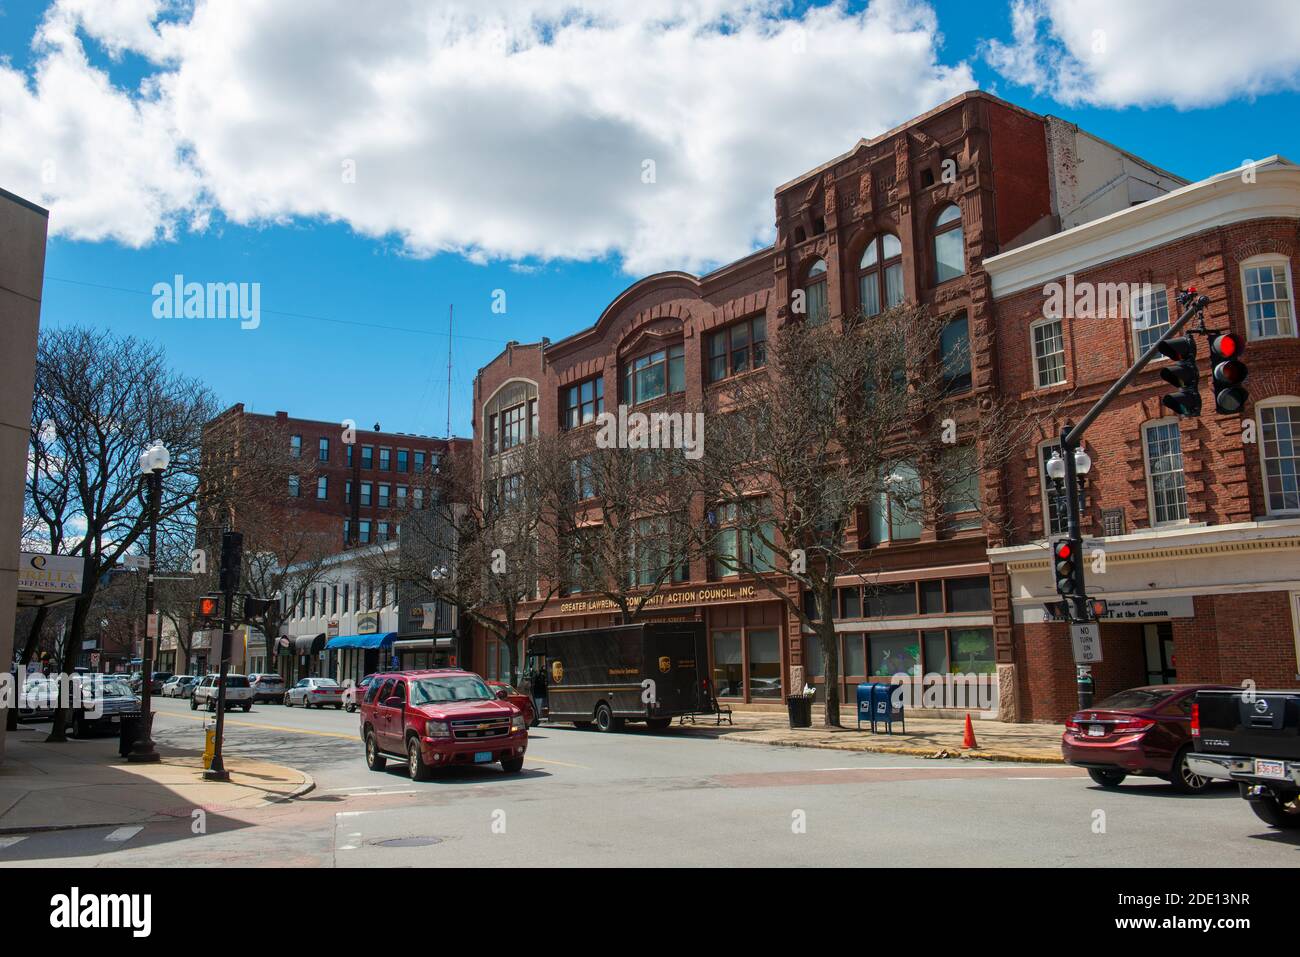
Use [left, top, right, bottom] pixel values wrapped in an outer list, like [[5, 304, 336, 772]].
[[147, 612, 159, 638], [1070, 622, 1103, 664], [124, 555, 150, 571]]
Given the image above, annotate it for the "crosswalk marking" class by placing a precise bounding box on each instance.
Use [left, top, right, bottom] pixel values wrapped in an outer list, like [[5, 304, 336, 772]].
[[0, 836, 27, 849], [104, 826, 143, 843]]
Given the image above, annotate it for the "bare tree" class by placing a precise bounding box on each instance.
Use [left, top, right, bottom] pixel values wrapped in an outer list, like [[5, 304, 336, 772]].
[[692, 305, 1046, 726], [28, 327, 217, 741]]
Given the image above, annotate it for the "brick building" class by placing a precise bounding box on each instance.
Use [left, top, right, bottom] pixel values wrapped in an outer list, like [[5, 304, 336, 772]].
[[467, 91, 1295, 721], [986, 157, 1300, 720]]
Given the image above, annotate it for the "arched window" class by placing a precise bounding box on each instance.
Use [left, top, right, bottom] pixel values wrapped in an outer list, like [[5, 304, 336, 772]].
[[858, 234, 904, 317], [803, 259, 829, 325], [933, 204, 964, 284]]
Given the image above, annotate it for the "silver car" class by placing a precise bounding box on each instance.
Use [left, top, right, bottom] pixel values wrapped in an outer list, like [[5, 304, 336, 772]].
[[284, 677, 344, 709], [249, 673, 286, 703], [162, 675, 199, 697]]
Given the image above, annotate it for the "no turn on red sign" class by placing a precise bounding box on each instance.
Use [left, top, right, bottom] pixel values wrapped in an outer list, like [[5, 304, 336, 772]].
[[1070, 622, 1103, 664]]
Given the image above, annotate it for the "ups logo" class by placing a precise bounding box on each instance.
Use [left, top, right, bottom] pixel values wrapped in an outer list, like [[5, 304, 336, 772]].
[[550, 660, 564, 683], [658, 656, 671, 674]]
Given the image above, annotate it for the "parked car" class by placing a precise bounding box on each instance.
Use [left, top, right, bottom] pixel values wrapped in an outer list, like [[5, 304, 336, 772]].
[[284, 677, 344, 709], [1061, 684, 1231, 792], [485, 680, 535, 726], [359, 669, 527, 780], [248, 673, 286, 702], [127, 671, 145, 694], [343, 674, 377, 713], [147, 671, 174, 694], [17, 676, 59, 722], [191, 674, 254, 712], [162, 675, 199, 698], [1188, 687, 1300, 829], [70, 676, 142, 737]]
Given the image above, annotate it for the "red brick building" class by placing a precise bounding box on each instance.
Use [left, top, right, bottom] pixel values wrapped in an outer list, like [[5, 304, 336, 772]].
[[468, 92, 1297, 721], [986, 157, 1300, 720]]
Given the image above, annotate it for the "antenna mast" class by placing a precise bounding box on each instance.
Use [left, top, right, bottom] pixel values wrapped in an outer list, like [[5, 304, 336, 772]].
[[445, 304, 453, 440]]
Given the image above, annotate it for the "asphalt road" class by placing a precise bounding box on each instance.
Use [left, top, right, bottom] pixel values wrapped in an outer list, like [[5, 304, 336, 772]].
[[2, 696, 1297, 867]]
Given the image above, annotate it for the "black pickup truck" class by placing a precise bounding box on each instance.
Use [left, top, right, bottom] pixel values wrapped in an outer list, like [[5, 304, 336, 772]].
[[1188, 688, 1300, 829]]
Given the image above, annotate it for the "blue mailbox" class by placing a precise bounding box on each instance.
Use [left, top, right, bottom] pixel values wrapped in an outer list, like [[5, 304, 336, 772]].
[[870, 682, 906, 734], [855, 683, 876, 730]]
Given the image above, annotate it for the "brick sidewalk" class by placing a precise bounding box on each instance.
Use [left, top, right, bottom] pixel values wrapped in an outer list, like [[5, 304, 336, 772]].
[[672, 708, 1066, 763], [0, 725, 314, 833]]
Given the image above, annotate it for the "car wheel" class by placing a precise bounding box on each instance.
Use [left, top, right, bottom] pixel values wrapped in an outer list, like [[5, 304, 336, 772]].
[[284, 694, 292, 707], [407, 736, 432, 782], [334, 704, 342, 710], [207, 699, 216, 712], [242, 703, 252, 713], [345, 703, 355, 713], [594, 703, 618, 733], [1249, 792, 1300, 829], [190, 696, 198, 711], [501, 756, 525, 774], [364, 729, 386, 772], [1087, 768, 1127, 788], [1169, 746, 1212, 794]]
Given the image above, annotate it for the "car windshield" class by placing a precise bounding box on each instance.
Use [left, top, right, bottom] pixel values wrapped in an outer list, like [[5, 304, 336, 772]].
[[410, 676, 492, 705], [222, 676, 250, 688], [1095, 688, 1175, 711], [84, 678, 133, 698], [313, 679, 339, 688]]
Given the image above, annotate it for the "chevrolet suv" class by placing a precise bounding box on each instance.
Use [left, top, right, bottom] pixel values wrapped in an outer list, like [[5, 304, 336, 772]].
[[359, 669, 527, 780], [191, 673, 254, 712]]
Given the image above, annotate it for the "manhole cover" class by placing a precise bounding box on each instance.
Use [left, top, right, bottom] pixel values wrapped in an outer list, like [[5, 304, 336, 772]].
[[369, 836, 443, 848]]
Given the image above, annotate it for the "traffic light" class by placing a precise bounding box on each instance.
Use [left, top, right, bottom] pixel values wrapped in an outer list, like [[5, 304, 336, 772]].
[[1157, 336, 1201, 417], [243, 595, 276, 621], [218, 531, 243, 594], [194, 594, 222, 625], [1209, 332, 1248, 414], [1053, 537, 1084, 601]]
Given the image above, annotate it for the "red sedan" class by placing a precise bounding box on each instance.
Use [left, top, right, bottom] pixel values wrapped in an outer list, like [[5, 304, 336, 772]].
[[486, 680, 536, 727], [1062, 684, 1232, 793]]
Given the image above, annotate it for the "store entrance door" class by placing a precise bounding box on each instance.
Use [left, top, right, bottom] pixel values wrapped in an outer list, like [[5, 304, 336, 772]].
[[1143, 623, 1176, 684]]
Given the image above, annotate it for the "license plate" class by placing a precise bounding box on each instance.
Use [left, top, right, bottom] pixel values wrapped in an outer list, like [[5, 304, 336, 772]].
[[1086, 725, 1105, 737], [1255, 758, 1287, 779], [474, 751, 493, 764]]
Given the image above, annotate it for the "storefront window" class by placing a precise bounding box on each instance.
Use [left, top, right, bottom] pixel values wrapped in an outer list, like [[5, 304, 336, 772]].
[[803, 634, 824, 677], [843, 633, 865, 677], [945, 577, 991, 613], [869, 631, 920, 677], [712, 630, 743, 698], [948, 627, 995, 674], [747, 629, 781, 699], [922, 630, 948, 673]]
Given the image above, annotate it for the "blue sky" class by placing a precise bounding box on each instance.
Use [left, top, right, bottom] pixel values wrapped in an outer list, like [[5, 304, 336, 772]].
[[3, 0, 1298, 438]]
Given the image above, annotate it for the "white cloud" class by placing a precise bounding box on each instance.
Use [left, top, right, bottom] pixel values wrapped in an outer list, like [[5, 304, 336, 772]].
[[0, 0, 974, 273], [984, 0, 1300, 109]]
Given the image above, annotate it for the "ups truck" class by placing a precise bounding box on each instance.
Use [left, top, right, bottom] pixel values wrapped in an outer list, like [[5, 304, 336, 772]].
[[527, 622, 713, 732]]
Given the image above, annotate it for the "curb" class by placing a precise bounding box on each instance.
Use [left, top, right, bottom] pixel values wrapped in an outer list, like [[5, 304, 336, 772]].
[[714, 733, 1066, 764]]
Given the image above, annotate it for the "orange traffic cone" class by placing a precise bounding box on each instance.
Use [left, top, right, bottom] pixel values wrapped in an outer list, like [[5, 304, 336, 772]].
[[962, 713, 978, 749]]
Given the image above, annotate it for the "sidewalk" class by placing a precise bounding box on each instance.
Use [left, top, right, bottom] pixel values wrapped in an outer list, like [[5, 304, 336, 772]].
[[0, 725, 314, 834], [674, 708, 1066, 763]]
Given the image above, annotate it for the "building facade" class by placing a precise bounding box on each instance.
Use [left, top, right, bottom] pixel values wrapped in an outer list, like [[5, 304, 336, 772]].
[[469, 91, 1213, 717], [987, 157, 1300, 720]]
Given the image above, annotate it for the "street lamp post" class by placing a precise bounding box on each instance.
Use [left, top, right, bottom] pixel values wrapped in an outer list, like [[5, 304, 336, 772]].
[[129, 440, 169, 763]]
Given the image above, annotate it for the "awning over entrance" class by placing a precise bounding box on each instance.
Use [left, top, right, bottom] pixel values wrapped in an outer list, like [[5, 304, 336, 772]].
[[326, 632, 396, 650], [294, 633, 326, 655], [393, 635, 455, 653]]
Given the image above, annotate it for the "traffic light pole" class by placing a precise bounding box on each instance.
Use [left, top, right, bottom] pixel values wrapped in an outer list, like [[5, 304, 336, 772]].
[[1057, 290, 1210, 710], [204, 532, 241, 783]]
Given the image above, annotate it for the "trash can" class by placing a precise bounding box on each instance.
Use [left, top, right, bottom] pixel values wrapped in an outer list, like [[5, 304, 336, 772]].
[[786, 694, 812, 729], [118, 711, 143, 758]]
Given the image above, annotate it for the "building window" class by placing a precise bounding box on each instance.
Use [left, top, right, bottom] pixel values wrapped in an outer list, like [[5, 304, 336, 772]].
[[397, 449, 409, 472], [361, 445, 373, 469], [803, 259, 829, 325], [1039, 441, 1069, 536], [377, 521, 390, 543], [563, 376, 605, 429], [933, 204, 964, 284], [1143, 419, 1188, 525], [500, 403, 528, 450], [570, 456, 597, 501], [530, 398, 538, 439], [1131, 285, 1171, 355], [940, 314, 971, 392], [630, 516, 689, 586], [706, 316, 767, 383], [396, 485, 408, 507], [865, 463, 922, 545], [413, 487, 424, 510], [379, 447, 391, 470], [346, 445, 353, 467], [414, 450, 426, 472], [622, 345, 685, 405], [288, 474, 300, 497], [1031, 317, 1066, 387], [331, 585, 338, 614], [345, 480, 352, 504], [430, 453, 440, 471], [316, 476, 328, 500], [290, 434, 302, 458], [488, 414, 498, 455], [942, 448, 980, 531], [343, 519, 351, 546], [318, 437, 329, 462], [1241, 256, 1296, 340], [378, 484, 390, 508], [858, 234, 904, 317], [710, 500, 775, 578], [358, 520, 371, 544], [360, 482, 372, 506], [342, 583, 349, 610], [1259, 401, 1300, 514]]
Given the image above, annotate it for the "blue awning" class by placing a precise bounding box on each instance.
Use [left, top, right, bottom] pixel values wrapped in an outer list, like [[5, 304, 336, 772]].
[[325, 632, 396, 650]]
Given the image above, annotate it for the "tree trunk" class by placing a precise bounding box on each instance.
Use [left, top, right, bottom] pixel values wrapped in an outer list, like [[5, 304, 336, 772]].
[[20, 607, 48, 665], [46, 591, 92, 743], [817, 617, 841, 727]]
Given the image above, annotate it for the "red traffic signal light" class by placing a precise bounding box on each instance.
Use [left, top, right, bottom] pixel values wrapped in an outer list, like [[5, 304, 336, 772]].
[[1053, 536, 1083, 600], [195, 594, 221, 623], [1210, 333, 1248, 414], [1055, 541, 1072, 560], [1156, 336, 1201, 417]]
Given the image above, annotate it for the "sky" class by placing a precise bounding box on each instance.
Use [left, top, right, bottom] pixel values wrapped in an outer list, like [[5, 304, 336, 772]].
[[3, 0, 1299, 440]]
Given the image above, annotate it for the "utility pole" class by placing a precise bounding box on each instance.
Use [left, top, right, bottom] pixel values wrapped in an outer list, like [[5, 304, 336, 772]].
[[1056, 288, 1210, 709], [204, 531, 242, 782], [446, 304, 454, 441]]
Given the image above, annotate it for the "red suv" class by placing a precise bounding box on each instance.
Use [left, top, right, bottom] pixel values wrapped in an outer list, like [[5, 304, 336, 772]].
[[359, 669, 528, 780]]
